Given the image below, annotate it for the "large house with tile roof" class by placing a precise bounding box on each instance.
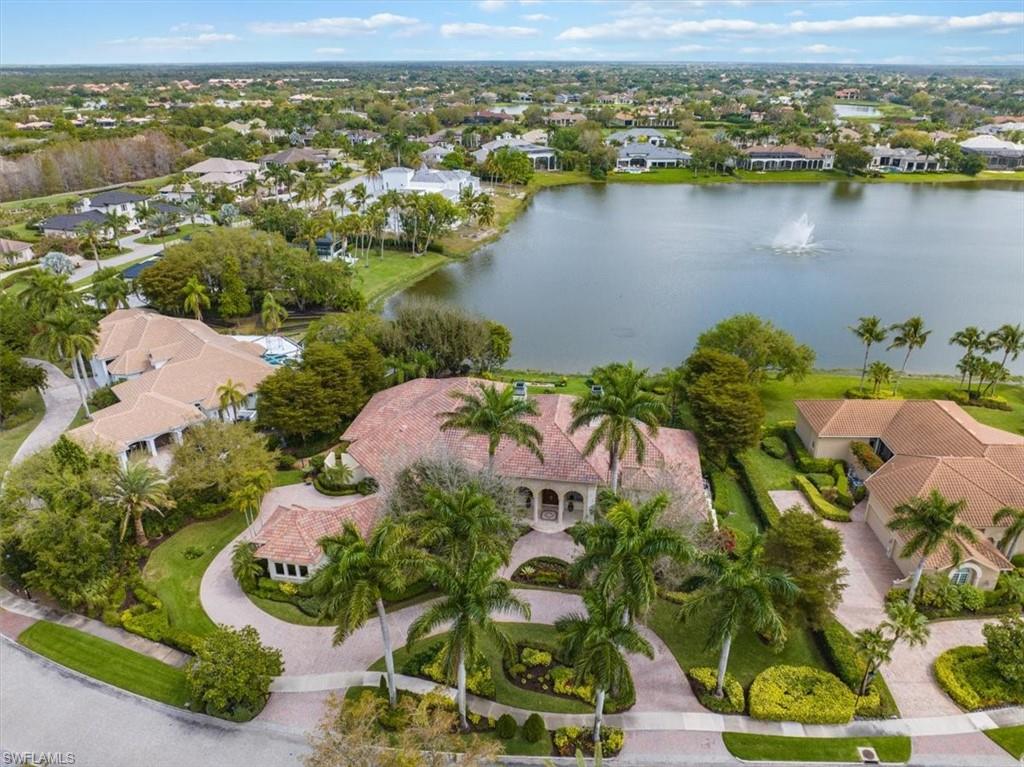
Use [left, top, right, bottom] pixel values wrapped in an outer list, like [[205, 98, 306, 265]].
[[254, 377, 705, 582], [69, 309, 274, 467], [795, 399, 1023, 589]]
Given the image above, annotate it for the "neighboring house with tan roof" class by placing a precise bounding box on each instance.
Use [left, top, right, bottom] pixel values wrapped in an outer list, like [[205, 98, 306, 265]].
[[68, 309, 273, 466], [0, 237, 35, 265], [795, 399, 1023, 589], [253, 377, 706, 582]]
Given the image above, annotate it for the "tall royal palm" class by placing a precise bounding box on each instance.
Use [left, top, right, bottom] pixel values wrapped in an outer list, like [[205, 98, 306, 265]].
[[994, 506, 1024, 558], [439, 383, 544, 472], [887, 489, 978, 602], [556, 590, 653, 743], [681, 535, 797, 698], [988, 324, 1024, 371], [570, 493, 691, 623], [850, 316, 888, 391], [949, 326, 987, 388], [887, 316, 931, 394], [569, 363, 668, 492], [406, 555, 530, 729], [107, 459, 174, 547], [306, 519, 416, 707], [31, 306, 97, 415], [409, 485, 515, 567]]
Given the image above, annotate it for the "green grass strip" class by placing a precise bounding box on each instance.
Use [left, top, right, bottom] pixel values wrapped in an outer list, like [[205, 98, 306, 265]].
[[723, 732, 911, 763]]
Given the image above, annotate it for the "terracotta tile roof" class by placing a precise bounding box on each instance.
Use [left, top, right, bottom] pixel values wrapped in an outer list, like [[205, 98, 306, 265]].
[[343, 378, 703, 500], [253, 496, 381, 565]]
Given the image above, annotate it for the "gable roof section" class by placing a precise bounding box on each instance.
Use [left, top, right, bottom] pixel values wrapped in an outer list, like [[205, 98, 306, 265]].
[[253, 496, 382, 565]]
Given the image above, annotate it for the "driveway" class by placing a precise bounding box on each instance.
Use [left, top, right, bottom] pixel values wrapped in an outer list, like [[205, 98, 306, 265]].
[[10, 359, 82, 467]]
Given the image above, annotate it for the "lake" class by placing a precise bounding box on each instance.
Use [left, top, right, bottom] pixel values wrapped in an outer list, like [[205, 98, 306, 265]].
[[392, 182, 1024, 375], [833, 104, 882, 118]]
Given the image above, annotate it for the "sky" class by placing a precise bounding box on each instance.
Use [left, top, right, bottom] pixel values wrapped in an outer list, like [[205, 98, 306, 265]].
[[1, 1, 1022, 67]]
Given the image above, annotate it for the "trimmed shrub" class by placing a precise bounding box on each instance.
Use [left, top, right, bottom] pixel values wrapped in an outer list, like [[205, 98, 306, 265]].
[[781, 428, 835, 473], [522, 713, 547, 743], [761, 435, 788, 459], [948, 390, 1013, 411], [1012, 554, 1024, 569], [553, 726, 624, 757], [832, 463, 854, 509], [850, 441, 883, 473], [734, 453, 781, 527], [932, 646, 1024, 711], [495, 713, 517, 740], [792, 474, 851, 522], [521, 647, 553, 668], [807, 472, 835, 490], [404, 642, 495, 698], [749, 665, 856, 724], [818, 618, 898, 718], [355, 476, 379, 495], [687, 667, 745, 714]]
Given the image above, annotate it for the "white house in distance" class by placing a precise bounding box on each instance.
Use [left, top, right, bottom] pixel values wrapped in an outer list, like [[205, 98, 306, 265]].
[[959, 135, 1024, 170], [868, 146, 943, 173], [794, 399, 1021, 590], [607, 128, 667, 146], [74, 190, 150, 223], [0, 237, 35, 265], [472, 134, 559, 171], [254, 377, 706, 582], [160, 157, 261, 200], [69, 309, 274, 469], [740, 145, 835, 171], [616, 143, 691, 171]]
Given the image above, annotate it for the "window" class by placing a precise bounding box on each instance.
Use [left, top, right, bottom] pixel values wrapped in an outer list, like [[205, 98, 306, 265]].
[[286, 564, 297, 576], [950, 567, 974, 586], [298, 565, 308, 578], [274, 562, 285, 575]]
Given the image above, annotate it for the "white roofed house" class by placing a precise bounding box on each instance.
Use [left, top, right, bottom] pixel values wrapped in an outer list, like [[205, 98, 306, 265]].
[[0, 237, 36, 265], [615, 143, 691, 171], [868, 145, 943, 173], [959, 135, 1024, 170], [69, 309, 274, 470], [607, 128, 667, 147], [472, 134, 559, 171]]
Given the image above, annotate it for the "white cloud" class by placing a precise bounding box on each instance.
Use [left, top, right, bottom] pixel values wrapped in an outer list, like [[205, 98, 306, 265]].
[[441, 22, 540, 38], [104, 32, 239, 50], [314, 47, 346, 55], [942, 45, 990, 53], [801, 43, 853, 54], [786, 9, 806, 18], [248, 13, 421, 37], [558, 11, 1024, 41], [477, 0, 508, 10], [522, 13, 553, 22], [670, 44, 714, 52], [739, 46, 782, 54], [170, 23, 215, 33]]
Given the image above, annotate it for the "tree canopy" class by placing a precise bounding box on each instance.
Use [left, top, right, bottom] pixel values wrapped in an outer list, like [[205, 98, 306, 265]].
[[696, 314, 815, 382]]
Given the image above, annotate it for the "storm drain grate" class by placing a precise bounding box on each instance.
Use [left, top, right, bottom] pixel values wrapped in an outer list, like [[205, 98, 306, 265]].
[[857, 746, 880, 764]]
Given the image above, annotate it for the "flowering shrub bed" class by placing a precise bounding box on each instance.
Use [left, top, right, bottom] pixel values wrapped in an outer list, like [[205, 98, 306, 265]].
[[553, 726, 624, 757], [687, 667, 745, 714], [749, 665, 856, 724], [505, 644, 634, 712], [402, 642, 495, 698]]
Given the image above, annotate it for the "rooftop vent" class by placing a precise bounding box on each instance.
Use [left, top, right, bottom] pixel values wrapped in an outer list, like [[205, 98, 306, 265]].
[[857, 746, 880, 764]]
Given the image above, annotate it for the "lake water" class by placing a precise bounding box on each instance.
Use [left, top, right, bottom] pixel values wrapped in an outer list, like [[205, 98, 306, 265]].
[[833, 104, 882, 118], [392, 182, 1024, 375]]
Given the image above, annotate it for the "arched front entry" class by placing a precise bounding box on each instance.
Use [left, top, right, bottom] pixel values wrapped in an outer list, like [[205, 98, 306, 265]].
[[517, 487, 534, 515], [539, 489, 559, 522]]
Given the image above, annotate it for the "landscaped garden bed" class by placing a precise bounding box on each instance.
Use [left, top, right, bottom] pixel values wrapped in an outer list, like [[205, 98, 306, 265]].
[[748, 665, 857, 724], [552, 725, 624, 758], [504, 643, 635, 713], [934, 646, 1024, 711], [686, 667, 745, 714], [511, 557, 580, 590]]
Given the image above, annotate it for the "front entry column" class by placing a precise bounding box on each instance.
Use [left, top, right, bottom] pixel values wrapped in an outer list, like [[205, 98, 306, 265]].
[[532, 490, 540, 523], [145, 437, 157, 457], [172, 429, 184, 445], [557, 494, 565, 524]]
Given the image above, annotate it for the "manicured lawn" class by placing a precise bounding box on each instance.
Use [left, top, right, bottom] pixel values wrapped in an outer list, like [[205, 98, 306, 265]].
[[137, 223, 212, 244], [722, 733, 911, 763], [67, 405, 89, 431], [246, 593, 327, 626], [19, 621, 190, 707], [272, 468, 305, 487], [647, 599, 831, 688], [142, 512, 247, 636], [370, 622, 592, 714], [496, 370, 591, 397], [760, 373, 1024, 434], [737, 446, 798, 491], [986, 725, 1024, 759], [710, 468, 761, 538], [343, 686, 554, 756], [356, 248, 450, 306], [0, 388, 44, 475]]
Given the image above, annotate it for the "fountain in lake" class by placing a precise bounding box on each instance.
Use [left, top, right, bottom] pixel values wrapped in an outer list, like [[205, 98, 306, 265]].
[[772, 213, 817, 252]]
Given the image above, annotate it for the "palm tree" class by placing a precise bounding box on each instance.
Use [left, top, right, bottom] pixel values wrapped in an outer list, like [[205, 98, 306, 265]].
[[231, 541, 263, 590], [568, 363, 668, 492], [241, 171, 263, 202], [31, 306, 97, 415], [439, 383, 543, 472], [229, 469, 271, 530], [102, 211, 130, 245], [260, 292, 288, 336], [217, 378, 246, 422], [887, 489, 979, 602], [21, 271, 78, 317], [181, 276, 210, 320], [855, 601, 929, 698], [556, 590, 653, 744], [988, 324, 1024, 371], [182, 198, 205, 228], [949, 326, 987, 389], [571, 493, 691, 623], [408, 485, 515, 567], [850, 316, 888, 391], [107, 459, 173, 546], [306, 520, 416, 708], [887, 316, 931, 395], [89, 268, 130, 313], [680, 535, 797, 698], [406, 555, 530, 730], [868, 361, 893, 396], [994, 506, 1024, 557], [76, 220, 104, 266], [329, 188, 349, 212]]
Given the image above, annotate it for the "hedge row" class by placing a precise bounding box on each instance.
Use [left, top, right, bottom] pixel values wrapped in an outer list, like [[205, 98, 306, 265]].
[[781, 428, 835, 474], [933, 646, 1024, 711], [733, 453, 781, 528], [119, 587, 203, 655], [749, 665, 856, 724], [832, 463, 854, 509], [792, 475, 851, 523], [818, 618, 899, 719], [687, 667, 745, 714]]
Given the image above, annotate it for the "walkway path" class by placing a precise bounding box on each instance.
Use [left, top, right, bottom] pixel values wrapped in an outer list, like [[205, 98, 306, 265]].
[[9, 359, 82, 467], [0, 589, 189, 667]]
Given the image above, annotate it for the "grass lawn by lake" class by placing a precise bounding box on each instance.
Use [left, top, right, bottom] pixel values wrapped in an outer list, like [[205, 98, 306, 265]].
[[722, 733, 911, 763], [355, 249, 450, 306], [0, 388, 45, 475], [19, 621, 190, 707], [343, 686, 554, 757], [710, 468, 761, 538], [647, 598, 830, 687], [986, 725, 1024, 759], [371, 621, 592, 715], [143, 512, 247, 637]]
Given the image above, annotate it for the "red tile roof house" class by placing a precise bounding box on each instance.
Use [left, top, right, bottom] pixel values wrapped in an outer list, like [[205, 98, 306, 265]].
[[254, 377, 706, 582], [794, 399, 1023, 590]]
